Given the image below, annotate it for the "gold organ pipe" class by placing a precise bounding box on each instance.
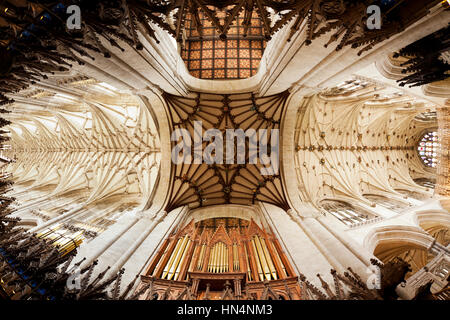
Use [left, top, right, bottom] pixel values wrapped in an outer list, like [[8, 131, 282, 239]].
[[254, 236, 272, 281], [223, 243, 228, 272], [213, 244, 218, 272], [54, 237, 68, 247], [197, 244, 206, 271], [168, 235, 189, 280], [220, 243, 223, 272], [37, 224, 61, 238], [49, 233, 65, 244], [208, 245, 214, 272], [209, 245, 212, 272], [169, 235, 189, 279], [220, 243, 222, 272], [251, 239, 264, 281], [261, 238, 277, 280], [222, 243, 226, 272], [225, 243, 228, 272], [223, 243, 226, 272], [217, 243, 221, 273], [162, 238, 182, 279], [215, 243, 219, 273], [244, 244, 252, 281], [37, 229, 52, 239], [208, 245, 213, 272], [220, 243, 225, 273], [253, 237, 268, 280], [214, 243, 219, 273], [217, 243, 220, 272], [174, 239, 191, 280]]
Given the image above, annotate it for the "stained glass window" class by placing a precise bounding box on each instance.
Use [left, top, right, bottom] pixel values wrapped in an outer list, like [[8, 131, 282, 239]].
[[417, 131, 439, 168], [181, 8, 266, 80]]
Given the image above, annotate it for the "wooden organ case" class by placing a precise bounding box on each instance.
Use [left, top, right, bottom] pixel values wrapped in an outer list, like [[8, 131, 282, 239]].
[[136, 217, 301, 300]]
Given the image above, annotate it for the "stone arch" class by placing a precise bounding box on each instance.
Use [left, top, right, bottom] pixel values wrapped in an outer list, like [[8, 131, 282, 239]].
[[365, 225, 436, 279], [394, 188, 431, 201], [415, 210, 450, 246], [363, 193, 411, 213], [365, 225, 435, 253], [187, 204, 262, 225], [318, 197, 378, 226]]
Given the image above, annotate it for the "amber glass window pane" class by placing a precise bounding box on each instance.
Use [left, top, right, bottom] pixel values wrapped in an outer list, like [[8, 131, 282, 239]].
[[181, 7, 266, 80]]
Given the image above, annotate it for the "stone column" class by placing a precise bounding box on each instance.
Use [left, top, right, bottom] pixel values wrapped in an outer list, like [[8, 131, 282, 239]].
[[28, 203, 85, 233], [106, 210, 168, 277], [287, 209, 370, 279], [77, 213, 142, 269]]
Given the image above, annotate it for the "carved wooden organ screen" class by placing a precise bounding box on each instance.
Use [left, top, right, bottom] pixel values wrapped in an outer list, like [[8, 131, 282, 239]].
[[140, 217, 301, 300]]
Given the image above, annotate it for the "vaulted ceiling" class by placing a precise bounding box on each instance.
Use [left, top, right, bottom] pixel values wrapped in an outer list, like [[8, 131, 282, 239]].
[[4, 74, 161, 227], [293, 79, 435, 208], [164, 90, 290, 211]]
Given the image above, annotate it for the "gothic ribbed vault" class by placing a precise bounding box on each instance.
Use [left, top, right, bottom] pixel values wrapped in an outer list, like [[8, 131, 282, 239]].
[[164, 90, 290, 211]]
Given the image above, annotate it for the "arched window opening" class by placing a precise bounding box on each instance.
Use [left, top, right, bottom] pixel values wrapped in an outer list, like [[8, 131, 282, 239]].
[[414, 178, 436, 189], [374, 243, 433, 280], [181, 7, 266, 80], [415, 111, 437, 121], [395, 189, 430, 201], [424, 226, 449, 247], [417, 130, 439, 168], [320, 200, 376, 226], [363, 194, 410, 213]]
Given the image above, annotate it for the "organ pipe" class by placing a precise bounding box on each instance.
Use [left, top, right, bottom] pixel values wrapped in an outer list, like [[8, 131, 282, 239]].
[[146, 218, 294, 284], [162, 237, 182, 279]]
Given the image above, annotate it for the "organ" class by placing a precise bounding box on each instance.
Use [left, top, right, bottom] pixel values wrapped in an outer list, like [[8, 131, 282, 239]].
[[136, 217, 301, 300]]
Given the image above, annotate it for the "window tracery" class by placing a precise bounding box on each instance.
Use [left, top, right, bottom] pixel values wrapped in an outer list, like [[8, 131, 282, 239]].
[[320, 200, 375, 226], [415, 111, 437, 121], [363, 194, 409, 213], [395, 189, 430, 201], [414, 178, 436, 189], [417, 130, 439, 168]]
